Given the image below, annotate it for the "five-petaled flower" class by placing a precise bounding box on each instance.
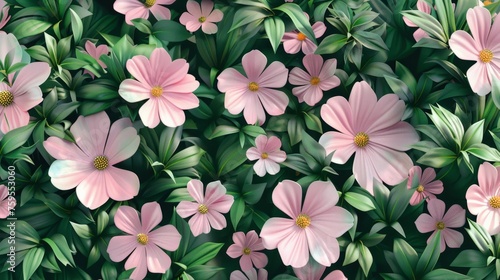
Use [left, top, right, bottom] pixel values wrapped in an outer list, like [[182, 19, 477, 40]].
[[179, 0, 223, 34], [282, 15, 326, 54], [408, 166, 444, 206], [246, 135, 286, 177], [227, 230, 268, 271], [113, 0, 175, 25]]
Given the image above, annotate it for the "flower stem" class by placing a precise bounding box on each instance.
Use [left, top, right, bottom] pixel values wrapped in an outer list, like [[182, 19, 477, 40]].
[[479, 95, 486, 119]]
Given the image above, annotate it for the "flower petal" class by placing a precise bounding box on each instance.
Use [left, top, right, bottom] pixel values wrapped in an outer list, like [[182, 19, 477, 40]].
[[48, 160, 93, 190], [467, 6, 491, 49], [449, 30, 480, 61], [318, 131, 356, 164], [104, 167, 140, 202], [114, 205, 142, 235], [140, 202, 162, 233], [242, 50, 267, 81], [146, 244, 171, 273], [139, 99, 161, 128], [149, 225, 181, 251], [11, 62, 50, 94], [107, 235, 137, 262], [272, 180, 302, 218]]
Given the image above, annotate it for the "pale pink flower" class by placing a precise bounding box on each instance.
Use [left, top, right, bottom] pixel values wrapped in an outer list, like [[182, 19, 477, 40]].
[[466, 162, 500, 235], [107, 202, 181, 280], [0, 184, 14, 219], [260, 180, 354, 268], [407, 166, 444, 206], [246, 135, 286, 177], [43, 111, 140, 209], [289, 54, 340, 106], [293, 259, 347, 280], [403, 0, 431, 41], [282, 21, 326, 54], [0, 32, 23, 68], [113, 0, 175, 25], [0, 62, 50, 133], [319, 81, 419, 194], [82, 40, 108, 78], [176, 179, 234, 236], [179, 0, 223, 34], [217, 50, 289, 125], [0, 0, 10, 30], [118, 48, 199, 128], [415, 199, 465, 252], [324, 270, 348, 280], [449, 6, 500, 95], [230, 268, 268, 280], [227, 230, 268, 271]]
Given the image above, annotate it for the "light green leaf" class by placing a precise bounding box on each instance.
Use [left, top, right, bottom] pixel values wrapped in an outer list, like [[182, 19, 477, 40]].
[[264, 17, 285, 53]]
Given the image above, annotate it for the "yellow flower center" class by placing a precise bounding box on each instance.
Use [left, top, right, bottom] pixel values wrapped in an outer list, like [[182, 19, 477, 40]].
[[0, 90, 14, 107], [248, 82, 259, 92], [354, 132, 369, 148], [310, 76, 320, 86], [137, 233, 149, 245], [243, 247, 251, 255], [295, 213, 311, 229], [484, 0, 493, 5], [93, 155, 109, 170], [479, 49, 493, 63], [297, 32, 307, 41], [261, 152, 268, 159], [144, 0, 156, 8], [198, 204, 208, 214], [151, 86, 163, 97], [199, 16, 206, 23], [416, 185, 425, 193], [436, 221, 445, 230], [489, 196, 500, 208]]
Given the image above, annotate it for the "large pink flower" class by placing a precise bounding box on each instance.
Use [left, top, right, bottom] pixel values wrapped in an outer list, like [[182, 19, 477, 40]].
[[82, 40, 108, 78], [403, 0, 431, 42], [466, 162, 500, 235], [230, 268, 268, 280], [118, 48, 199, 128], [113, 0, 175, 25], [260, 180, 353, 268], [0, 0, 10, 30], [227, 230, 268, 271], [43, 111, 140, 209], [0, 62, 50, 133], [282, 22, 326, 54], [246, 135, 286, 177], [217, 50, 289, 125], [107, 202, 181, 280], [415, 199, 465, 252], [179, 0, 223, 34], [449, 6, 500, 95], [319, 81, 419, 194], [408, 166, 444, 206], [176, 179, 234, 236], [289, 54, 340, 106], [0, 184, 14, 219]]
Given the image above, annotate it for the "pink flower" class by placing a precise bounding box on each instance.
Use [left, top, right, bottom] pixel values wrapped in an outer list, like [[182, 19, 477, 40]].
[[289, 54, 341, 106], [113, 0, 175, 25], [324, 270, 348, 280], [0, 32, 23, 67], [230, 268, 268, 280], [0, 0, 10, 30], [407, 166, 444, 206], [415, 199, 465, 252], [118, 48, 199, 128], [449, 6, 500, 95], [107, 202, 181, 280], [466, 162, 500, 235], [179, 0, 223, 34], [403, 0, 431, 41], [43, 111, 140, 209], [217, 50, 289, 125], [176, 179, 234, 236], [260, 180, 354, 268], [227, 230, 268, 271], [0, 184, 14, 219], [246, 135, 286, 177], [319, 81, 419, 194], [0, 62, 50, 133], [282, 21, 326, 54], [82, 40, 108, 78]]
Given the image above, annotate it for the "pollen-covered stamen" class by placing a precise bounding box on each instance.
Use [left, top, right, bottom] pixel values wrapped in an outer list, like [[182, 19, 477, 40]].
[[137, 233, 149, 245], [248, 82, 259, 92], [416, 185, 425, 193], [0, 90, 14, 107], [297, 32, 307, 41], [151, 86, 163, 97], [484, 0, 492, 5], [199, 16, 206, 23], [144, 0, 156, 8], [261, 152, 268, 159], [354, 132, 369, 148], [436, 221, 445, 230], [295, 213, 311, 229], [479, 49, 493, 63], [93, 155, 109, 170], [243, 247, 251, 255], [310, 77, 320, 86], [198, 204, 209, 214], [489, 196, 500, 208]]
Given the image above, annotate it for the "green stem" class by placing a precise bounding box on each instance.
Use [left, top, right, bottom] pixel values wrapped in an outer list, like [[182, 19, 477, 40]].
[[479, 95, 486, 120]]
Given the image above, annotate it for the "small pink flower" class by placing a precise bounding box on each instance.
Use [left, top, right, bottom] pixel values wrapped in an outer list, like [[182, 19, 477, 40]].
[[230, 268, 268, 280], [324, 270, 348, 280], [289, 54, 341, 106], [217, 50, 289, 125], [319, 81, 419, 194], [407, 166, 444, 206], [113, 0, 175, 25], [403, 0, 431, 41], [246, 135, 286, 177], [415, 199, 465, 252], [82, 40, 109, 78], [449, 6, 500, 95], [0, 62, 51, 133], [466, 162, 500, 235], [43, 111, 140, 209], [260, 180, 354, 268], [176, 179, 234, 236], [282, 20, 326, 54], [0, 184, 14, 219], [0, 0, 10, 30], [107, 202, 181, 280], [118, 48, 199, 128], [227, 230, 268, 271], [179, 0, 223, 34]]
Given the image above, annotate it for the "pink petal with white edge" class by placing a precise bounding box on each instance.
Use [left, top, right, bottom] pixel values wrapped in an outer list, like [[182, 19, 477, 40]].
[[113, 0, 143, 14], [140, 202, 162, 233], [277, 227, 309, 268], [318, 131, 356, 164], [107, 235, 137, 262], [465, 185, 488, 215], [369, 122, 419, 151], [415, 213, 436, 233], [443, 229, 464, 249], [150, 5, 171, 21], [442, 204, 465, 228], [368, 144, 414, 186], [467, 6, 491, 49], [102, 167, 139, 202], [118, 79, 151, 103], [48, 160, 93, 190], [71, 111, 110, 157], [207, 210, 227, 230], [157, 98, 186, 127], [126, 54, 153, 87], [76, 171, 110, 209], [246, 147, 262, 161], [264, 160, 281, 175], [124, 6, 150, 25], [146, 244, 171, 273], [10, 62, 50, 94], [366, 94, 405, 133], [352, 149, 378, 194], [467, 62, 491, 96], [243, 93, 266, 125], [13, 88, 42, 111], [449, 31, 480, 61], [114, 205, 142, 235], [43, 136, 88, 161], [176, 201, 199, 218], [242, 50, 268, 81], [187, 179, 205, 203], [478, 162, 497, 194], [253, 160, 266, 177], [149, 225, 181, 251], [258, 88, 288, 116], [204, 181, 226, 205], [189, 213, 211, 236], [1, 105, 29, 133], [268, 150, 286, 163], [477, 210, 500, 235], [260, 217, 295, 249], [202, 22, 218, 34], [302, 181, 338, 216], [164, 92, 199, 110], [321, 96, 354, 135], [272, 180, 302, 218], [305, 228, 339, 266], [258, 61, 288, 88], [125, 246, 148, 280], [207, 193, 233, 213], [139, 99, 161, 128]]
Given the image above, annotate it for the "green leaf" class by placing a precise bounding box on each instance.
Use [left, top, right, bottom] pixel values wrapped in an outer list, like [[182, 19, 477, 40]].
[[153, 20, 192, 42], [359, 243, 373, 276], [466, 219, 495, 255], [179, 242, 224, 267], [230, 197, 245, 230], [23, 247, 45, 280], [185, 265, 224, 280], [101, 262, 118, 280], [400, 10, 447, 42], [264, 17, 285, 53], [315, 34, 348, 54], [385, 75, 412, 102], [416, 231, 442, 276], [217, 140, 248, 176], [12, 20, 52, 40], [165, 188, 193, 203], [0, 122, 36, 155], [164, 146, 204, 171], [42, 234, 76, 267], [344, 191, 376, 212], [462, 120, 484, 149], [394, 239, 418, 279], [230, 7, 270, 32], [434, 0, 456, 39], [417, 147, 457, 168], [451, 250, 487, 268], [69, 8, 83, 43], [207, 125, 240, 140], [131, 18, 152, 34], [466, 143, 500, 161], [343, 242, 360, 265], [275, 3, 316, 44], [159, 126, 182, 164], [352, 31, 389, 52], [70, 222, 93, 239], [492, 78, 500, 110], [422, 269, 472, 280], [242, 183, 266, 205], [303, 111, 323, 134]]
